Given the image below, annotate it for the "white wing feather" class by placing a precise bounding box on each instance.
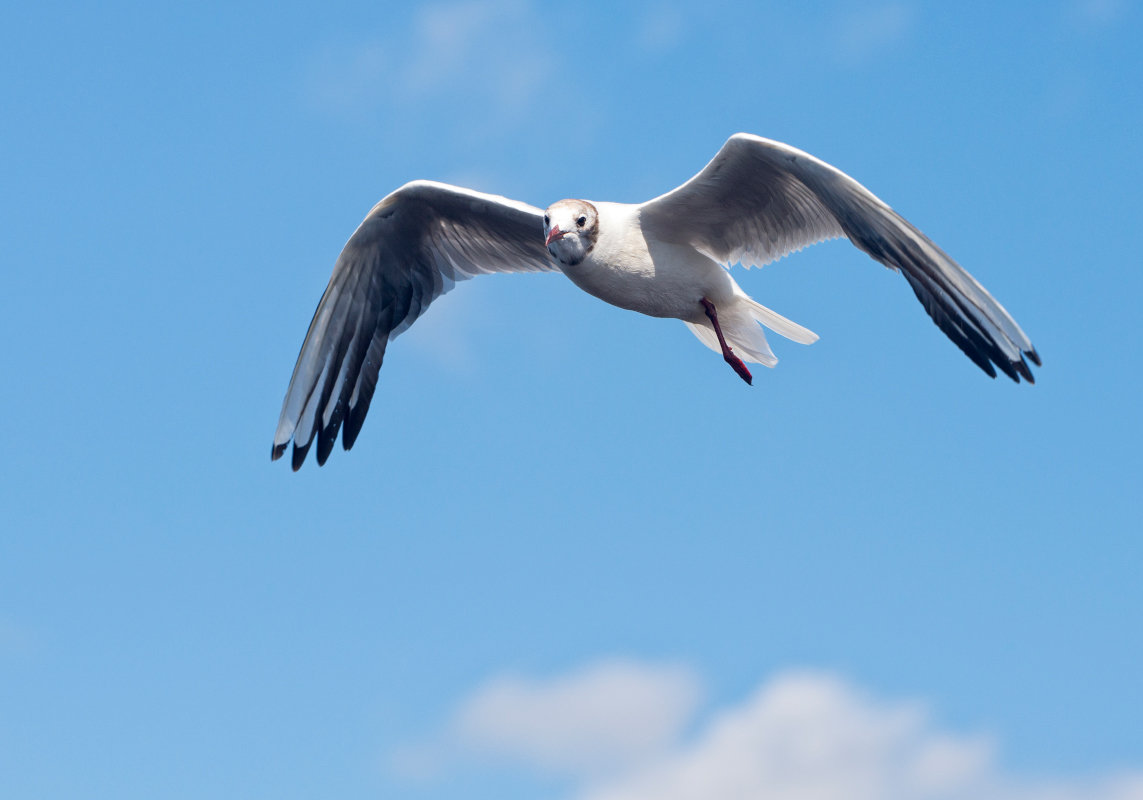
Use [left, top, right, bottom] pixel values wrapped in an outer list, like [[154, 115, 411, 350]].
[[639, 134, 1039, 382], [272, 181, 558, 469]]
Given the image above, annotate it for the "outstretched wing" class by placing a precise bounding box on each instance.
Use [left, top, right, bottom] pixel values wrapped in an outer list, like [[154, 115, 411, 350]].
[[272, 180, 557, 469], [639, 133, 1039, 382]]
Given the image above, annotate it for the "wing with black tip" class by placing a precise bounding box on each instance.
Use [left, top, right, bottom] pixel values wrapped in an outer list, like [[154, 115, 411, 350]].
[[272, 181, 558, 469], [639, 134, 1039, 382]]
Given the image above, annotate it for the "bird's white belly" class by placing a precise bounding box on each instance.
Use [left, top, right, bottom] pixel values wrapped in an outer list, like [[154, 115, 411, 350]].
[[562, 223, 733, 322]]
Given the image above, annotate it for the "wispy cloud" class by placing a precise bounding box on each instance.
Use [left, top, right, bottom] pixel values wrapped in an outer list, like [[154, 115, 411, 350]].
[[1071, 0, 1129, 27], [303, 0, 554, 135], [634, 5, 686, 55], [303, 40, 391, 117], [392, 660, 1143, 800], [834, 3, 917, 65], [395, 283, 485, 377]]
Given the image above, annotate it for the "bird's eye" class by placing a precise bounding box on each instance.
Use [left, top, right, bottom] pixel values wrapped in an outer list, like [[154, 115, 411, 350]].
[[576, 215, 587, 228], [543, 214, 549, 226]]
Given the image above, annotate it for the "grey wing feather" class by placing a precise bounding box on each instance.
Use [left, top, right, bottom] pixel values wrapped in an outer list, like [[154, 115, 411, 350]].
[[639, 133, 1039, 382], [272, 181, 558, 469]]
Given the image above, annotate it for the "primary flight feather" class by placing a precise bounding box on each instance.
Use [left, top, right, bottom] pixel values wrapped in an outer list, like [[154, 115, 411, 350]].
[[272, 134, 1039, 469]]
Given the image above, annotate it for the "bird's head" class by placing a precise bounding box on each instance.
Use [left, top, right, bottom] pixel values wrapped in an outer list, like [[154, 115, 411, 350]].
[[543, 199, 598, 267]]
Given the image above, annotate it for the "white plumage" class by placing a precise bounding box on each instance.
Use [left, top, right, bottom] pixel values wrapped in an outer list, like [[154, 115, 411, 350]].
[[273, 134, 1039, 469]]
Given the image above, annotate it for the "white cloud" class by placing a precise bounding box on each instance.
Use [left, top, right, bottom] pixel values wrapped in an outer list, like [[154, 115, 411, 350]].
[[582, 670, 1143, 800], [391, 659, 703, 778], [580, 671, 993, 800], [453, 659, 703, 774], [391, 661, 1143, 800]]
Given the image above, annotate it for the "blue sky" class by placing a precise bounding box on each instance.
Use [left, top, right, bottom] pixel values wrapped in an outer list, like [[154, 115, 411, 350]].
[[2, 1, 1141, 798]]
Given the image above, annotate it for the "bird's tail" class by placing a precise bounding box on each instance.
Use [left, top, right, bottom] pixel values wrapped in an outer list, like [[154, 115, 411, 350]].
[[685, 294, 818, 366]]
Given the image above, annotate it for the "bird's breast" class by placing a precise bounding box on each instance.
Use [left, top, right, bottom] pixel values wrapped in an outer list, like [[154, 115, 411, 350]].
[[563, 243, 730, 321]]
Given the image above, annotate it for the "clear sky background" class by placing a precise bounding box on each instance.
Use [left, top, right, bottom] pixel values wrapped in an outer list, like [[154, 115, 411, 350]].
[[3, 1, 1141, 799]]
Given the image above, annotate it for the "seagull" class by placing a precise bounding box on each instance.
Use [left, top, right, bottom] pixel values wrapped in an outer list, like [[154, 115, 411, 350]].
[[272, 133, 1039, 469]]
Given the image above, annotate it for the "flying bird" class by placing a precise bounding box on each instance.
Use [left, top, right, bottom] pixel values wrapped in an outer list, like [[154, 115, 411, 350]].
[[272, 133, 1039, 469]]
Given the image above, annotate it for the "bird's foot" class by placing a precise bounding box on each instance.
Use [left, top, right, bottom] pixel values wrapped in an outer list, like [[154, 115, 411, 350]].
[[724, 350, 753, 385], [701, 296, 753, 386]]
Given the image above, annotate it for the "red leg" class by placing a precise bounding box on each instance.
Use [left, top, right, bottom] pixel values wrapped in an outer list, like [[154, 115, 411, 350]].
[[701, 297, 752, 385]]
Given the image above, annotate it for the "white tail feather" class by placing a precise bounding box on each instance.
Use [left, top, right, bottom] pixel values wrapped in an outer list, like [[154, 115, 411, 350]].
[[686, 319, 776, 366], [740, 295, 819, 344], [685, 295, 817, 367]]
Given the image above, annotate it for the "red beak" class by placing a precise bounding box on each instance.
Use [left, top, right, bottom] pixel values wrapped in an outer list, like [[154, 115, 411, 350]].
[[545, 224, 564, 247]]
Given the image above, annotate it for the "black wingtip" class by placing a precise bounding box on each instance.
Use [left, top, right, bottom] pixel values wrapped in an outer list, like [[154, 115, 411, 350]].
[[1027, 347, 1042, 367], [342, 402, 369, 452], [968, 348, 998, 379], [271, 441, 287, 461], [291, 440, 312, 471], [1015, 357, 1035, 384], [316, 419, 339, 467]]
